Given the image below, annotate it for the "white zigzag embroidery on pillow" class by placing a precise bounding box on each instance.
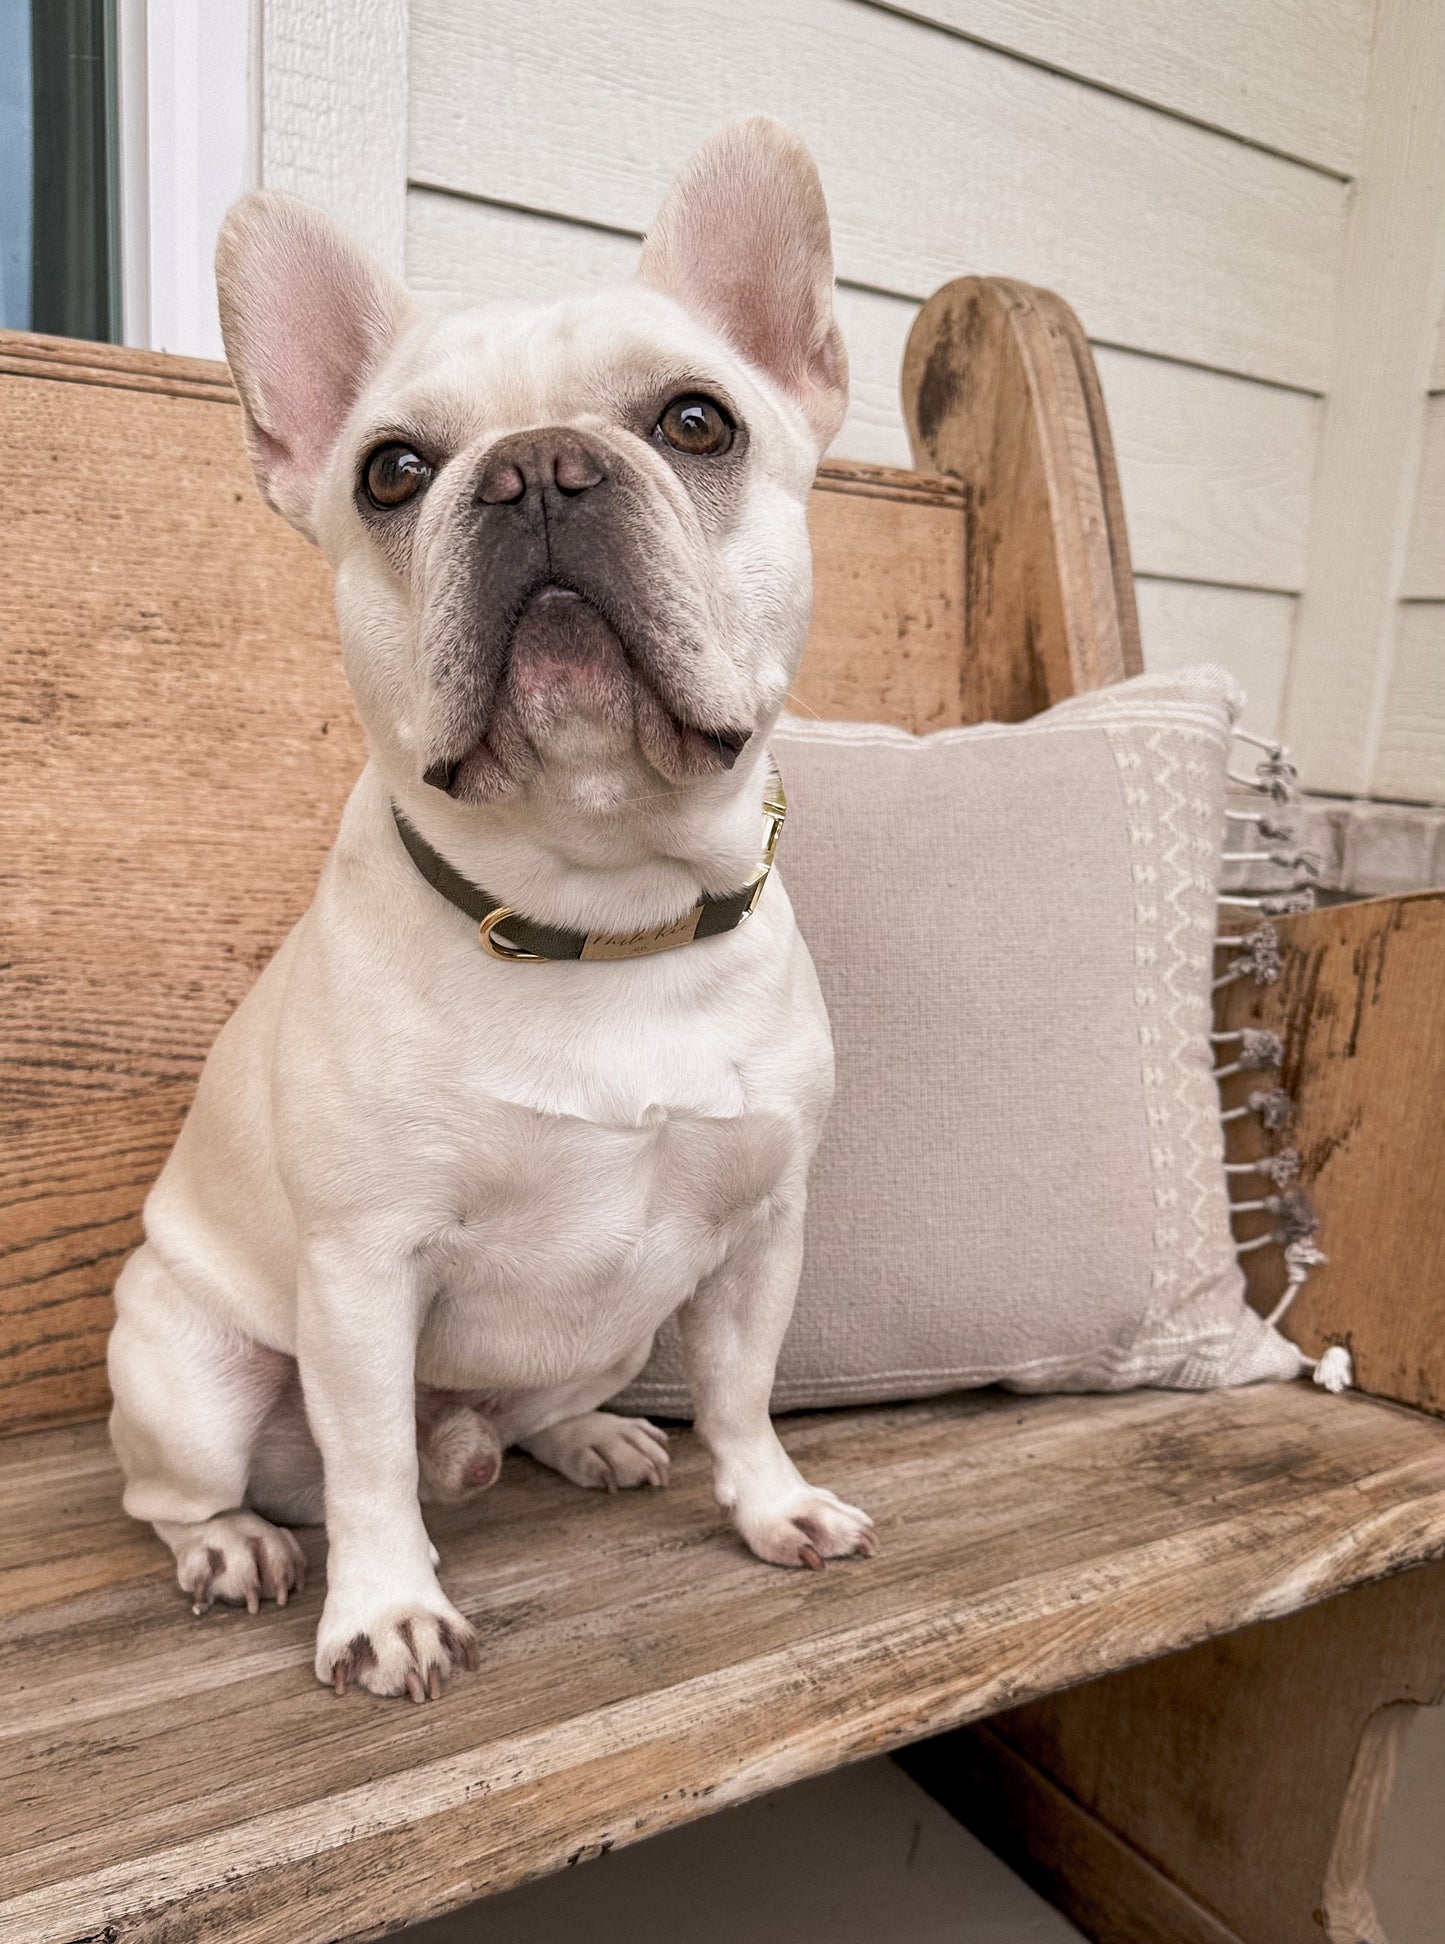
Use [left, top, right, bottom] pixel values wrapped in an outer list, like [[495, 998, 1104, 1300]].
[[1104, 720, 1237, 1372]]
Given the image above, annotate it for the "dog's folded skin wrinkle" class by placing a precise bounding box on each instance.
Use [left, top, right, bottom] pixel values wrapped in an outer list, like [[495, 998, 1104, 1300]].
[[107, 115, 871, 1704], [422, 425, 753, 804]]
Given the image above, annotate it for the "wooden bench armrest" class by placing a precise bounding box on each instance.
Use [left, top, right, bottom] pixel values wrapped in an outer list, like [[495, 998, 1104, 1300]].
[[1217, 891, 1445, 1417]]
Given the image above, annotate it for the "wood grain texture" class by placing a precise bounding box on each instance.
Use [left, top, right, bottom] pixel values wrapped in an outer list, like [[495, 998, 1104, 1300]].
[[1217, 893, 1445, 1417], [903, 1721, 1243, 1944], [879, 0, 1371, 174], [800, 471, 967, 733], [407, 0, 1346, 390], [408, 187, 1321, 598], [0, 341, 966, 1434], [0, 358, 362, 1436], [904, 1563, 1445, 1944], [902, 276, 1141, 721], [5, 1385, 1445, 1941], [0, 326, 234, 400]]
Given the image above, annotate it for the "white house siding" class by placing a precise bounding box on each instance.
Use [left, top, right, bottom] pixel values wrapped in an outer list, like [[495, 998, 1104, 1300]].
[[1382, 339, 1445, 802], [402, 0, 1361, 747], [262, 0, 1445, 808]]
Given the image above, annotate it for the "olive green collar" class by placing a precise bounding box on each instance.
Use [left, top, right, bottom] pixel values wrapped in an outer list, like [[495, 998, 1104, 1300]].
[[392, 770, 786, 962]]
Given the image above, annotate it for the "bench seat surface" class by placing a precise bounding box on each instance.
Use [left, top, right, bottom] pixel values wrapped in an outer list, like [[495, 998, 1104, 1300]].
[[4, 1382, 1445, 1943]]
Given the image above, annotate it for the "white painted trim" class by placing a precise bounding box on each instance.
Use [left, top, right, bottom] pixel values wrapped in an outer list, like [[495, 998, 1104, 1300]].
[[1280, 0, 1445, 795], [115, 0, 258, 359], [260, 0, 409, 276]]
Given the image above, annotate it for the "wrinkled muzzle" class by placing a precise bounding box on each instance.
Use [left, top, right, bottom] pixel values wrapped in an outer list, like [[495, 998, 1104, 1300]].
[[419, 427, 751, 800]]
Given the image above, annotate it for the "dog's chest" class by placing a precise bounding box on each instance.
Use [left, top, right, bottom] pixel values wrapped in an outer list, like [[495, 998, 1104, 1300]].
[[417, 1095, 791, 1389]]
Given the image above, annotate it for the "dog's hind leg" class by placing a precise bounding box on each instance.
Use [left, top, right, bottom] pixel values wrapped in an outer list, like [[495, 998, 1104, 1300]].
[[505, 1342, 671, 1492], [108, 1243, 306, 1612]]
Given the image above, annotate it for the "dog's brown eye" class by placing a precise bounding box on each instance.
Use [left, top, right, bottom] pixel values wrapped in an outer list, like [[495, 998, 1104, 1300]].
[[656, 395, 733, 457], [363, 443, 433, 509]]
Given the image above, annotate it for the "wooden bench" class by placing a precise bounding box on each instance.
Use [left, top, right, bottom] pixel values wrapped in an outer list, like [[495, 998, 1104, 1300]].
[[3, 281, 1444, 1944]]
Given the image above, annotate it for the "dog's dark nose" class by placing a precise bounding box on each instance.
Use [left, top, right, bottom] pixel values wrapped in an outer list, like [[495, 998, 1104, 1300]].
[[476, 430, 608, 506]]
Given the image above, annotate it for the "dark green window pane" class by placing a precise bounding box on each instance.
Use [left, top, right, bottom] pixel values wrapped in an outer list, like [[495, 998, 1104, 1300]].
[[0, 0, 32, 329], [8, 0, 121, 342]]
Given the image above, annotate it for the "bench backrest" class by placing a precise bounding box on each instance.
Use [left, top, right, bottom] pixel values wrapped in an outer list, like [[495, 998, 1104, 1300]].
[[0, 281, 1140, 1435]]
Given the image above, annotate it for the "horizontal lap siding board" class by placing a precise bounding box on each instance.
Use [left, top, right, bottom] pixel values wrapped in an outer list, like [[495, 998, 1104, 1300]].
[[1401, 396, 1445, 598], [1379, 318, 1445, 804], [1373, 605, 1445, 806], [1133, 582, 1296, 741], [407, 191, 1317, 594], [879, 0, 1371, 173], [407, 0, 1346, 392]]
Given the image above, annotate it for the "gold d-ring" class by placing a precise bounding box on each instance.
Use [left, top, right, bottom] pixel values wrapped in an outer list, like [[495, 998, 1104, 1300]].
[[478, 907, 544, 962]]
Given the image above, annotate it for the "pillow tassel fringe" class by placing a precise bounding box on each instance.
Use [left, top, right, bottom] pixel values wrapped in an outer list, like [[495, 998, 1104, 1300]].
[[1307, 1345, 1355, 1393], [1215, 730, 1342, 1389]]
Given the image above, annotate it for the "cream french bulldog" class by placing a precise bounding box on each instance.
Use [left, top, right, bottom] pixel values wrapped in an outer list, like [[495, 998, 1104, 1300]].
[[107, 116, 875, 1703]]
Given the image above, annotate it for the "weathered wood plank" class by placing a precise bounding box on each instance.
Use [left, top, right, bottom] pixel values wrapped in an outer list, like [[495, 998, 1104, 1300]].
[[1218, 892, 1445, 1418], [0, 358, 360, 1437], [901, 276, 1141, 721], [3, 1385, 1445, 1941], [408, 0, 1347, 390], [906, 1563, 1445, 1944]]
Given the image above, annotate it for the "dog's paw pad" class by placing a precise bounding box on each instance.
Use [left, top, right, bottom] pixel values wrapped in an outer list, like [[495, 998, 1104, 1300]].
[[176, 1510, 307, 1614]]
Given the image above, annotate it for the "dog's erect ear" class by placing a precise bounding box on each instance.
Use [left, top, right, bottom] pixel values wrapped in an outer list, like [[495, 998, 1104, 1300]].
[[215, 191, 416, 536], [638, 117, 848, 451]]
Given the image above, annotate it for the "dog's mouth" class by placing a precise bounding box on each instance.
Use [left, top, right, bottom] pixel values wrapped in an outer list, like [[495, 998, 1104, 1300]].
[[425, 584, 751, 801]]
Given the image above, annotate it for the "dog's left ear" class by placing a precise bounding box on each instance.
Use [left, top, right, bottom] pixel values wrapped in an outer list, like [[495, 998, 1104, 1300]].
[[216, 191, 417, 537], [638, 117, 848, 452]]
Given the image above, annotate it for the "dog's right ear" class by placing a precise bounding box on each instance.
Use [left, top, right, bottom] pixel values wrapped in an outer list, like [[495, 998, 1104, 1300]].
[[215, 192, 416, 537]]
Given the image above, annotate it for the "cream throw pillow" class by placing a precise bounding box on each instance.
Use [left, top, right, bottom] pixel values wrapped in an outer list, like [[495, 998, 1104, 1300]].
[[620, 665, 1301, 1415]]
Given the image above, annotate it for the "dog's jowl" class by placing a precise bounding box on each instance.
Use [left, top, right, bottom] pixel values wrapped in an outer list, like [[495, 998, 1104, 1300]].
[[107, 116, 875, 1702]]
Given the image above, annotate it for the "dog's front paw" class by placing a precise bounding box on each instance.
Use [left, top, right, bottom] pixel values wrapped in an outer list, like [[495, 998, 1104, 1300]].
[[735, 1485, 878, 1570], [172, 1509, 307, 1614], [317, 1592, 478, 1701]]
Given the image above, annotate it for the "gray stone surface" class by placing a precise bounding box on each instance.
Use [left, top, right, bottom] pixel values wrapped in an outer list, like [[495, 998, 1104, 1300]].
[[1224, 793, 1445, 899]]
